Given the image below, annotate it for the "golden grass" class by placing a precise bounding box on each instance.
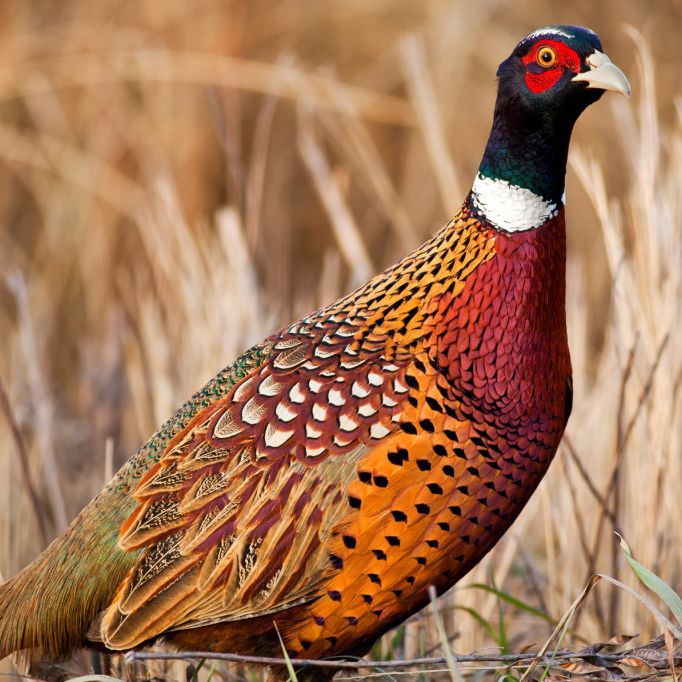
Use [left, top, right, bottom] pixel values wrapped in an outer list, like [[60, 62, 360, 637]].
[[0, 1, 680, 679]]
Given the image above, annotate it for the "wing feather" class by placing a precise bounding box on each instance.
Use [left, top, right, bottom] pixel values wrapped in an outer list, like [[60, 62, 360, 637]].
[[101, 339, 399, 648]]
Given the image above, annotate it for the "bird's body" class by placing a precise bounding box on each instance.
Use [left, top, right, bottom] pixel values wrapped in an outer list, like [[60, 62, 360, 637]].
[[0, 24, 629, 677], [108, 206, 571, 660]]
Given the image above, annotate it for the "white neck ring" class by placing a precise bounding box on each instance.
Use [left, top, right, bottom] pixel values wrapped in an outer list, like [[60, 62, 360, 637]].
[[470, 173, 561, 232]]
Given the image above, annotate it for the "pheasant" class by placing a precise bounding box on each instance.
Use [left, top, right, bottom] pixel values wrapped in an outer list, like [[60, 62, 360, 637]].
[[0, 25, 629, 680]]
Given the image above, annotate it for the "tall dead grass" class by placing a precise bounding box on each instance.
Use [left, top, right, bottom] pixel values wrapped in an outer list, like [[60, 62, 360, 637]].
[[0, 1, 680, 679]]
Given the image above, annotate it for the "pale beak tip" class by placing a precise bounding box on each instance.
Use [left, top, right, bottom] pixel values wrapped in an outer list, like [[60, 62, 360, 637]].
[[572, 50, 631, 98]]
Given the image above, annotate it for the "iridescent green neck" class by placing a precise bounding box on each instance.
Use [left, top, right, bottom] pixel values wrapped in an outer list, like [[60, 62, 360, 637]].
[[478, 98, 574, 204]]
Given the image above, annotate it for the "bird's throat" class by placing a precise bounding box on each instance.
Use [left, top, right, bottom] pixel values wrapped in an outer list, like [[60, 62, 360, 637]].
[[472, 99, 574, 232]]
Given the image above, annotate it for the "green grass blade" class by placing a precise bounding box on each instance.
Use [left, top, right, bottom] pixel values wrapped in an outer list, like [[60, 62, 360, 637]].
[[274, 622, 299, 682], [618, 534, 682, 626], [453, 605, 499, 643], [468, 583, 554, 623], [489, 573, 509, 655], [189, 658, 205, 682]]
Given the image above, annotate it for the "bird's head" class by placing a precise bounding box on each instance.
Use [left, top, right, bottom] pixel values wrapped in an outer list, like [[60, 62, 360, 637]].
[[472, 25, 630, 229], [497, 25, 630, 119]]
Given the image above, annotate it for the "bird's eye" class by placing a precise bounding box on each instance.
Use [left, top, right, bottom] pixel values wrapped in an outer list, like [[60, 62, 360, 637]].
[[536, 46, 557, 67]]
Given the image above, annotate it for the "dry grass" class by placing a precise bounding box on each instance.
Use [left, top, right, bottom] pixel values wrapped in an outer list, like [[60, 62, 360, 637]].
[[0, 1, 681, 680]]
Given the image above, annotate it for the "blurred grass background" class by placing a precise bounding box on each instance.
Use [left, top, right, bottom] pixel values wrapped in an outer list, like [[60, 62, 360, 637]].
[[0, 0, 681, 679]]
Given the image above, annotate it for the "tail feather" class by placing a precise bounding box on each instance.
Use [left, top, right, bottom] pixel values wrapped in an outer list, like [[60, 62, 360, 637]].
[[0, 490, 139, 660], [0, 345, 257, 661]]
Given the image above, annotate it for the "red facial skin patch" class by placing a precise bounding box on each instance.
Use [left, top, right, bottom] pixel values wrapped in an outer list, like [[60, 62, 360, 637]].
[[522, 39, 581, 94]]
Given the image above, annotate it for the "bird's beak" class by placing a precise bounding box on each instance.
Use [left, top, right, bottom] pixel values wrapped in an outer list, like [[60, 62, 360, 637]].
[[572, 50, 631, 97]]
